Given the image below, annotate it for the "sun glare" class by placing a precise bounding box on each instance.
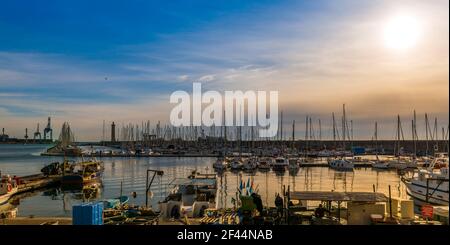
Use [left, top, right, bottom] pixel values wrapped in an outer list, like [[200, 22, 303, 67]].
[[383, 14, 421, 50]]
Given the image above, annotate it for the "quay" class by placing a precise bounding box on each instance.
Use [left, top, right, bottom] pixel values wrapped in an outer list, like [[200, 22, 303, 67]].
[[15, 174, 61, 194]]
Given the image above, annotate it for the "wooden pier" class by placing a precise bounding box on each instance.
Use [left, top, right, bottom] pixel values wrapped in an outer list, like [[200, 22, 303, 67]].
[[15, 174, 61, 195]]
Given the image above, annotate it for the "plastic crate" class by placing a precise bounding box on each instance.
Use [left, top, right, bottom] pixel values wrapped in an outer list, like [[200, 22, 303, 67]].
[[72, 202, 104, 225]]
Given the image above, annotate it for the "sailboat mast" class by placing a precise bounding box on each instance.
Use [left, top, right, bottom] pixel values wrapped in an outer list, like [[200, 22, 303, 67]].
[[397, 115, 401, 156], [319, 119, 322, 141], [332, 112, 336, 149], [342, 104, 346, 150], [292, 120, 295, 150], [425, 113, 429, 156], [375, 121, 378, 155]]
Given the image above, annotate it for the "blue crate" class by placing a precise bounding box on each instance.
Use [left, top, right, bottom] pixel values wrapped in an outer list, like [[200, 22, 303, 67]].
[[72, 202, 104, 225]]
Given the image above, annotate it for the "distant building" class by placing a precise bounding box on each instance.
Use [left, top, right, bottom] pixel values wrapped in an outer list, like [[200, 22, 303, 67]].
[[111, 122, 116, 142], [0, 128, 9, 142]]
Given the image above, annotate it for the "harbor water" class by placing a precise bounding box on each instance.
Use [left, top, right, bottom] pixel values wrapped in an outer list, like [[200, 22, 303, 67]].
[[0, 144, 409, 217]]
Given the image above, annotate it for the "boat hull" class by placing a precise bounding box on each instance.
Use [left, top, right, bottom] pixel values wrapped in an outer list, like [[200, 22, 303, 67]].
[[404, 181, 449, 206], [0, 188, 18, 205]]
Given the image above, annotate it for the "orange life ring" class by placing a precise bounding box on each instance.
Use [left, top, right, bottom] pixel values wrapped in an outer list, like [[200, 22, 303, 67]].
[[7, 184, 12, 192]]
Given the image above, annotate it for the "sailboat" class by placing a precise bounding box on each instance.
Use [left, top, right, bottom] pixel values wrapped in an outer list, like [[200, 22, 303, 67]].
[[328, 105, 354, 171], [371, 122, 389, 169]]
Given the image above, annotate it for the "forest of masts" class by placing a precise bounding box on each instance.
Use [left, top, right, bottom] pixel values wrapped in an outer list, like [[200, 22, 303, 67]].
[[100, 105, 449, 150]]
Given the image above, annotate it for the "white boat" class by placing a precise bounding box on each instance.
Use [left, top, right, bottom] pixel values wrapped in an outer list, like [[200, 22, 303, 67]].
[[317, 150, 333, 157], [385, 156, 408, 170], [402, 158, 449, 205], [1, 175, 19, 205], [328, 158, 354, 171], [159, 173, 217, 219], [272, 157, 288, 171]]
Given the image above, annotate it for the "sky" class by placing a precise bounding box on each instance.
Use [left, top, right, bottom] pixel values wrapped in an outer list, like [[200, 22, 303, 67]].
[[0, 0, 448, 141]]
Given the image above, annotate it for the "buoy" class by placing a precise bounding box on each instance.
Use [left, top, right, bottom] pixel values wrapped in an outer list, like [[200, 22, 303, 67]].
[[7, 184, 12, 192]]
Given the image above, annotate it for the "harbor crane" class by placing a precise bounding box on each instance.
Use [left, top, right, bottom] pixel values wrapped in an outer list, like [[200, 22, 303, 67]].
[[44, 117, 53, 140], [33, 123, 41, 140]]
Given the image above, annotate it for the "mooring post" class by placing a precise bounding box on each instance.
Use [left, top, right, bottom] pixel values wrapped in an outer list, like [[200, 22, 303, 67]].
[[145, 170, 149, 207], [388, 185, 393, 218], [337, 201, 341, 223]]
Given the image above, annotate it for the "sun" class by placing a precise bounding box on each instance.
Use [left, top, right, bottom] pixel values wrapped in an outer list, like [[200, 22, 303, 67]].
[[383, 15, 421, 50]]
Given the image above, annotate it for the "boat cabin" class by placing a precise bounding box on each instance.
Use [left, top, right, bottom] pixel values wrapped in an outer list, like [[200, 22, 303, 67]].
[[287, 191, 394, 225], [160, 175, 217, 219]]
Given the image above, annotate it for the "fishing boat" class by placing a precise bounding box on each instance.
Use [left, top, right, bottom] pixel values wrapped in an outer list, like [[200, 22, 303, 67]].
[[272, 157, 288, 171], [61, 159, 104, 187], [159, 172, 217, 219], [402, 158, 449, 205], [0, 175, 18, 205], [328, 158, 354, 171], [103, 196, 130, 209]]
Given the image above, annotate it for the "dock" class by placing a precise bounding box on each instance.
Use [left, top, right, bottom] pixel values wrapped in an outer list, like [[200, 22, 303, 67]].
[[15, 174, 61, 195], [299, 163, 373, 168]]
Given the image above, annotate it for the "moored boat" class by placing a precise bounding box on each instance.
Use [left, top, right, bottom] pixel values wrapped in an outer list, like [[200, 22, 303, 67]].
[[272, 157, 288, 171], [61, 159, 104, 187], [328, 158, 354, 171], [213, 157, 228, 171], [230, 157, 243, 171], [242, 157, 258, 171], [0, 175, 18, 205], [257, 157, 272, 171], [159, 172, 217, 219], [403, 168, 449, 206]]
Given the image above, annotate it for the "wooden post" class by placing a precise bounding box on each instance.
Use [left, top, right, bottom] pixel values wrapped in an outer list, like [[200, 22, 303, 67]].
[[388, 185, 392, 218], [145, 170, 149, 207], [337, 201, 341, 223]]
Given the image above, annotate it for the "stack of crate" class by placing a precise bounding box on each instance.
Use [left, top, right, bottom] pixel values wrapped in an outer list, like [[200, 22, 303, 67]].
[[72, 202, 104, 225]]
